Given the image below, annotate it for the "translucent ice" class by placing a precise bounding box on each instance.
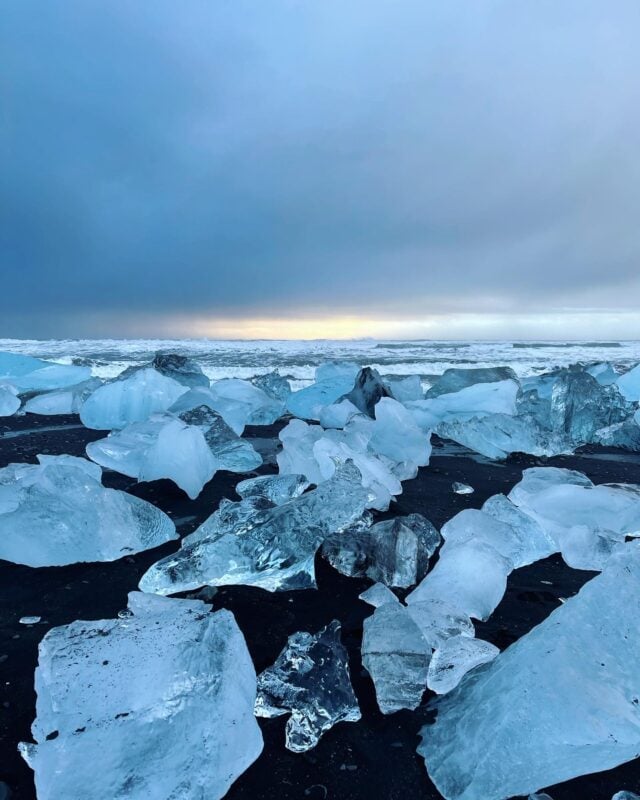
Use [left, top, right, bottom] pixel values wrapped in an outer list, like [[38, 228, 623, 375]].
[[19, 593, 263, 800], [368, 397, 432, 478], [210, 378, 284, 425], [407, 540, 513, 621], [0, 384, 20, 416], [235, 473, 310, 505], [287, 376, 356, 420], [595, 417, 640, 451], [250, 370, 291, 401], [426, 367, 518, 398], [169, 386, 247, 435], [0, 456, 176, 566], [24, 378, 102, 416], [427, 635, 499, 695], [255, 620, 360, 752], [322, 513, 440, 588], [362, 601, 432, 713], [80, 368, 188, 430], [418, 543, 640, 800], [408, 380, 519, 430], [481, 493, 557, 566], [318, 398, 360, 429], [340, 366, 391, 417], [0, 351, 47, 380], [139, 462, 372, 594], [452, 482, 474, 495], [10, 364, 92, 393], [383, 374, 424, 403], [612, 793, 640, 800]]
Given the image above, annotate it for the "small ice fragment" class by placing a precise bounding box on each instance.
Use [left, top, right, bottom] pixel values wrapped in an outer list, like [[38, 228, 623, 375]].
[[358, 583, 400, 608], [255, 620, 360, 752], [452, 482, 474, 495], [19, 616, 41, 625], [427, 635, 499, 694], [612, 792, 640, 800], [0, 384, 20, 417]]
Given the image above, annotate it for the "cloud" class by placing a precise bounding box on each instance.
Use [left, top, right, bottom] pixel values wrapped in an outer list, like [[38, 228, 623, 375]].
[[2, 0, 640, 337]]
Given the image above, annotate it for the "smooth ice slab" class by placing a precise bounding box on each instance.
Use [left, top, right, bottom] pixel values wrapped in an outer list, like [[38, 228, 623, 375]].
[[418, 543, 640, 800], [139, 462, 372, 594], [426, 367, 518, 398], [0, 455, 176, 566], [10, 363, 92, 393], [255, 620, 360, 752], [80, 368, 188, 430], [322, 513, 440, 588], [427, 635, 499, 695], [23, 378, 102, 416], [20, 593, 263, 800], [452, 482, 474, 494], [0, 384, 20, 416], [340, 366, 391, 416]]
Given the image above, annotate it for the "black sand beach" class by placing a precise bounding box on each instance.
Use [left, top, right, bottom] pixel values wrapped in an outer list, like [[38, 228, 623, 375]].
[[1, 414, 640, 800]]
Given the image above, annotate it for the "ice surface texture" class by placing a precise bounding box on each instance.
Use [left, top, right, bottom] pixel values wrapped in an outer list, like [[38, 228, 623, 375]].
[[0, 384, 20, 416], [255, 620, 360, 752], [20, 592, 263, 800], [139, 462, 372, 594], [419, 543, 640, 800], [0, 455, 176, 566]]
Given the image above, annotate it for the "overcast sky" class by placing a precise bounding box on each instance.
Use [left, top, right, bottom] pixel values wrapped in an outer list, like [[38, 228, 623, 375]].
[[2, 1, 640, 339]]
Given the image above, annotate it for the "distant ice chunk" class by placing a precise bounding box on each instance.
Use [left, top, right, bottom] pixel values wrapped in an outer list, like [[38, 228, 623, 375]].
[[452, 482, 474, 495], [595, 417, 640, 451], [0, 351, 47, 380], [340, 366, 391, 416], [418, 543, 640, 800], [315, 361, 360, 384], [255, 620, 360, 752], [80, 368, 188, 430], [362, 601, 432, 713], [277, 419, 326, 484], [616, 363, 640, 400], [0, 455, 176, 566], [322, 513, 440, 588], [0, 384, 20, 417], [407, 540, 512, 621], [139, 462, 372, 594], [427, 635, 499, 695], [408, 380, 520, 429], [235, 473, 309, 505], [19, 616, 41, 625], [24, 378, 102, 416], [287, 377, 355, 421], [20, 593, 262, 800], [586, 361, 619, 385]]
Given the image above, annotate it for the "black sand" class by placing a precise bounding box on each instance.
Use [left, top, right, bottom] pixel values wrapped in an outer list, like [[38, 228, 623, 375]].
[[1, 414, 640, 799]]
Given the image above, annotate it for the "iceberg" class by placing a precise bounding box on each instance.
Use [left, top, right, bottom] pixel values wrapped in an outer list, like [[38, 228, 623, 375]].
[[139, 462, 372, 594], [383, 374, 424, 403], [418, 543, 640, 800], [80, 368, 188, 430], [0, 384, 20, 416], [255, 620, 360, 752], [322, 513, 440, 588], [427, 635, 499, 695], [19, 592, 263, 800], [0, 455, 176, 566], [0, 351, 47, 380], [286, 362, 360, 420], [9, 363, 92, 393]]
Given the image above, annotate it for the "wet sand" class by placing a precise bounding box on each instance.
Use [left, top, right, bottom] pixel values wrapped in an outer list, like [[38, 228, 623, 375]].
[[1, 414, 640, 799]]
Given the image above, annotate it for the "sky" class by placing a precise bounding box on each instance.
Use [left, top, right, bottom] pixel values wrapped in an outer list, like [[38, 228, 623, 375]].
[[2, 1, 640, 340]]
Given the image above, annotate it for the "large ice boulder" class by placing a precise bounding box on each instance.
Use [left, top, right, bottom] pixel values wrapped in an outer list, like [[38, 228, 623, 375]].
[[209, 378, 285, 425], [24, 378, 102, 416], [139, 462, 372, 594], [418, 543, 640, 800], [286, 362, 360, 420], [80, 368, 188, 430], [20, 593, 263, 800], [0, 455, 176, 566]]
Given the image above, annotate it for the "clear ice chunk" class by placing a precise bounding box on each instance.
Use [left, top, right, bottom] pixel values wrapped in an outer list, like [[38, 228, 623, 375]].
[[452, 482, 474, 494], [80, 368, 188, 430], [322, 513, 440, 588], [23, 378, 102, 416], [616, 363, 640, 401], [340, 366, 392, 417], [318, 398, 360, 429], [0, 384, 20, 417], [427, 634, 499, 695], [235, 473, 309, 505], [250, 370, 291, 401], [151, 351, 210, 388], [0, 455, 176, 566], [209, 378, 284, 425], [19, 592, 263, 800], [286, 377, 356, 421], [255, 620, 361, 752], [418, 543, 640, 800], [426, 367, 519, 398], [0, 351, 47, 380], [383, 374, 424, 403], [139, 462, 373, 594]]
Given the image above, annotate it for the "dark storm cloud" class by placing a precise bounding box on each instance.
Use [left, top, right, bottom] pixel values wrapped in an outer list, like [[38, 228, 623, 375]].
[[2, 1, 640, 336]]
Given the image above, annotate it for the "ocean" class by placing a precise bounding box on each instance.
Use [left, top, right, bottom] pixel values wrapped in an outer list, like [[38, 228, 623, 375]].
[[1, 338, 639, 389]]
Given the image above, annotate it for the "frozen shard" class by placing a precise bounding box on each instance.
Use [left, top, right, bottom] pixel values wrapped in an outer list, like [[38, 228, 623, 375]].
[[594, 416, 640, 451], [383, 374, 424, 403], [427, 635, 499, 695], [362, 601, 432, 714], [426, 367, 519, 398], [408, 380, 520, 430], [0, 455, 176, 566], [418, 543, 640, 800], [322, 513, 440, 588], [452, 482, 474, 495], [139, 462, 372, 594], [19, 592, 263, 800], [255, 620, 360, 752], [359, 582, 400, 608], [80, 368, 188, 430], [0, 384, 20, 416], [235, 473, 310, 505], [340, 366, 392, 416], [10, 363, 92, 393], [250, 370, 291, 401], [23, 378, 102, 416], [616, 363, 640, 401]]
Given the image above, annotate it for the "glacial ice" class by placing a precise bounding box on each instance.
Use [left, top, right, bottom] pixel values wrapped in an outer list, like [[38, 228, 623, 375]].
[[255, 620, 361, 752], [250, 370, 291, 401], [616, 363, 640, 400], [10, 363, 92, 393], [87, 410, 261, 499], [595, 416, 640, 451], [418, 543, 640, 800], [24, 378, 102, 416], [426, 635, 499, 695], [426, 367, 518, 398], [235, 473, 310, 505], [362, 600, 432, 713], [359, 582, 401, 608], [20, 592, 263, 800], [612, 793, 640, 800], [383, 373, 424, 403], [0, 455, 176, 566], [340, 366, 391, 416], [151, 351, 210, 388], [0, 384, 20, 417], [277, 419, 326, 484], [322, 513, 440, 588], [287, 377, 355, 421], [407, 540, 512, 621], [80, 368, 188, 429], [139, 462, 372, 594], [452, 482, 474, 494]]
